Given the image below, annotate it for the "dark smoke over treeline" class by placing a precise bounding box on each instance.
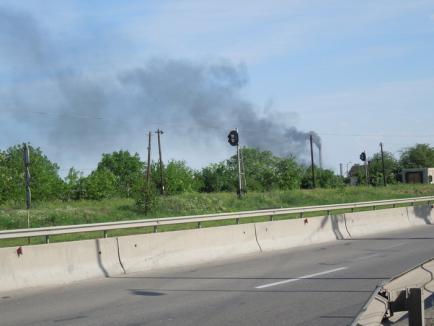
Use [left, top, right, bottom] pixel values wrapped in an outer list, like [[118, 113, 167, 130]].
[[0, 6, 321, 169]]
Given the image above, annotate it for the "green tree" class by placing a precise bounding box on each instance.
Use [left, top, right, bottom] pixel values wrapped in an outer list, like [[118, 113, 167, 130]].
[[228, 148, 280, 191], [64, 168, 86, 200], [200, 162, 236, 192], [165, 160, 200, 194], [275, 156, 303, 190], [368, 151, 400, 186], [400, 144, 434, 168], [0, 144, 65, 204], [96, 150, 144, 197], [302, 167, 343, 189], [83, 168, 117, 200]]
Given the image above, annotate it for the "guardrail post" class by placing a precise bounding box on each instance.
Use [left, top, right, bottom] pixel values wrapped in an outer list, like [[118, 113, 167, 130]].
[[236, 218, 240, 224], [351, 208, 354, 213], [197, 222, 201, 229], [103, 231, 108, 238], [269, 215, 273, 221], [373, 205, 376, 211], [153, 226, 158, 233], [300, 212, 304, 219], [408, 288, 424, 326], [45, 235, 50, 244], [326, 210, 330, 216], [393, 204, 396, 208]]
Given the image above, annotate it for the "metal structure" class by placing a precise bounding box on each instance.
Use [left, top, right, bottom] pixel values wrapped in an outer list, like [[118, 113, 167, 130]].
[[352, 257, 434, 326], [380, 142, 387, 187], [0, 196, 433, 243], [309, 134, 316, 188]]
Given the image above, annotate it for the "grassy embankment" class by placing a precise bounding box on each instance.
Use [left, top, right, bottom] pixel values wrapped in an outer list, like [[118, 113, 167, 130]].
[[1, 184, 434, 247]]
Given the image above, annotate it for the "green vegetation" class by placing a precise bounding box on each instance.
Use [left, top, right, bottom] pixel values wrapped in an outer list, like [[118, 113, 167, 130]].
[[1, 142, 434, 246], [1, 184, 433, 230]]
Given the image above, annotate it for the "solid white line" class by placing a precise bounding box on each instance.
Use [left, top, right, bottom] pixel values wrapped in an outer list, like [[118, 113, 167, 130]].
[[255, 267, 348, 289]]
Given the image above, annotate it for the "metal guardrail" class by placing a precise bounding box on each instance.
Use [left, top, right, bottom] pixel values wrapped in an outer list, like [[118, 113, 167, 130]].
[[0, 196, 433, 242], [352, 257, 434, 326]]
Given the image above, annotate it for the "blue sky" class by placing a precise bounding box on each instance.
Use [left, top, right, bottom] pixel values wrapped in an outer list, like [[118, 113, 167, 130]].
[[1, 0, 434, 175]]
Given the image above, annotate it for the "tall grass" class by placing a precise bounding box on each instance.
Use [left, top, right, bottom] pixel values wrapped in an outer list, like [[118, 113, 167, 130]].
[[1, 184, 433, 231]]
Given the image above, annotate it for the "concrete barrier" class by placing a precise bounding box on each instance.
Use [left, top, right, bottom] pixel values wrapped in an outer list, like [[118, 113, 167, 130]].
[[1, 206, 433, 293], [255, 214, 350, 252], [0, 238, 123, 292], [117, 224, 260, 273], [344, 207, 410, 237], [406, 205, 433, 227]]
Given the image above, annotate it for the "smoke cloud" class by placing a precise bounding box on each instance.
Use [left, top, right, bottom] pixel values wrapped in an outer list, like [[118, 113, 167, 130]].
[[0, 6, 321, 170]]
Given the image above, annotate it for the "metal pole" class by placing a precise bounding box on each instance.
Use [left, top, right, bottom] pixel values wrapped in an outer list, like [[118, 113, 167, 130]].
[[380, 142, 387, 187], [23, 143, 31, 244], [156, 129, 164, 195], [408, 288, 424, 326], [340, 163, 343, 177], [364, 151, 369, 185], [310, 135, 316, 188], [146, 132, 152, 189], [240, 146, 247, 193], [236, 128, 242, 198]]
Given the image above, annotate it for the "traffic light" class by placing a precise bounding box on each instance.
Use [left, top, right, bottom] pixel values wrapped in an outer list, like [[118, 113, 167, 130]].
[[360, 152, 366, 162], [227, 130, 239, 146]]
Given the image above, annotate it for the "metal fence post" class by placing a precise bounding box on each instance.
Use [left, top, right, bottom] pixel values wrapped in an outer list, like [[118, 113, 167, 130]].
[[408, 288, 424, 326]]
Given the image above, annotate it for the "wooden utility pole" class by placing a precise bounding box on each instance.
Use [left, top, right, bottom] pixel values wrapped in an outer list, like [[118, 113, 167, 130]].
[[380, 142, 387, 187], [309, 134, 316, 188], [155, 129, 165, 195]]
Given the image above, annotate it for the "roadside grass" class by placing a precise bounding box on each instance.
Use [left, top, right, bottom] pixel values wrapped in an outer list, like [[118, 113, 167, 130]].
[[1, 184, 433, 247]]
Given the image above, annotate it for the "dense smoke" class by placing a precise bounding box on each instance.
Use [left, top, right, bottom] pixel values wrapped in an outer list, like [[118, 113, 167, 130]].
[[0, 7, 321, 168]]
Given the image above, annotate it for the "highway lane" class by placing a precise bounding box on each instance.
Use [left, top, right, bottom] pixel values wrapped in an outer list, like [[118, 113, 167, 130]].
[[1, 225, 434, 326]]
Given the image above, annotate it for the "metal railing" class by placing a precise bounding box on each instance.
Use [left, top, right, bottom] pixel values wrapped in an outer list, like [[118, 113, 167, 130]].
[[0, 196, 433, 243], [352, 257, 434, 326]]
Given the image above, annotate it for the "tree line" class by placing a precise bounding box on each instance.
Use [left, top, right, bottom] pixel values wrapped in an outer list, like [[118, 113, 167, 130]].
[[1, 143, 433, 205]]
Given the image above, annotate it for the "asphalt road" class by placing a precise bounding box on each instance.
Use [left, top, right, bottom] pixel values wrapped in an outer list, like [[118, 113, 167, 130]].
[[2, 225, 434, 326]]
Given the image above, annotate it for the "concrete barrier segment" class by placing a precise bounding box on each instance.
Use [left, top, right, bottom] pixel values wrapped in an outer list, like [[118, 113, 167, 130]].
[[117, 223, 260, 273], [255, 214, 350, 252], [0, 238, 123, 292], [344, 207, 410, 238]]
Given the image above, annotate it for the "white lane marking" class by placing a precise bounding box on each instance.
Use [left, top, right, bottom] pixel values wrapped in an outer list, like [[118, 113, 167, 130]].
[[255, 267, 348, 289], [382, 242, 407, 250], [353, 253, 381, 261]]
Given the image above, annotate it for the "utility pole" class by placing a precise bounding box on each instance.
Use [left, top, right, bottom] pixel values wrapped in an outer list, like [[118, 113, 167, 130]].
[[155, 129, 165, 195], [309, 134, 316, 188], [146, 131, 152, 189], [340, 163, 343, 177], [380, 142, 387, 187], [23, 143, 31, 244]]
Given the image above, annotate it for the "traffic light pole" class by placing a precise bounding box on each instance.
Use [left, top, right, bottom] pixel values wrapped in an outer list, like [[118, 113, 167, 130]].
[[23, 143, 31, 244], [364, 151, 369, 185], [155, 129, 164, 195], [236, 128, 242, 198], [310, 134, 316, 189], [380, 142, 387, 187]]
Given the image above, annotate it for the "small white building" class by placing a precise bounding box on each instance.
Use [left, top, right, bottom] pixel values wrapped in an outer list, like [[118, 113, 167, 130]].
[[402, 168, 434, 184]]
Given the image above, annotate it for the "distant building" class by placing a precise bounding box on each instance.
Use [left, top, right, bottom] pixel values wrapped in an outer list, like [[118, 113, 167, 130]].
[[402, 168, 434, 184]]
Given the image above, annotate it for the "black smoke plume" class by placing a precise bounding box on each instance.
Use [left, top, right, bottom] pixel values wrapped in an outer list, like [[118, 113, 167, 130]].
[[0, 7, 321, 168]]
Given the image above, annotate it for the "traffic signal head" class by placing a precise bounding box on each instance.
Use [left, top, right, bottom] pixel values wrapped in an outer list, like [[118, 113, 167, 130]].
[[360, 152, 366, 162], [227, 130, 239, 146]]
